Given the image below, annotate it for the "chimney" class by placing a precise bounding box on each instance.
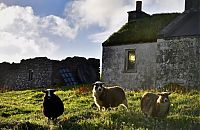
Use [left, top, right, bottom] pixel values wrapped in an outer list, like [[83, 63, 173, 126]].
[[136, 1, 142, 12], [185, 0, 200, 12], [127, 1, 149, 22]]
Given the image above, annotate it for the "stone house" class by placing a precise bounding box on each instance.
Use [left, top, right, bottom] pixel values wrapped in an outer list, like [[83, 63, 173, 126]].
[[0, 57, 100, 90], [102, 0, 200, 89]]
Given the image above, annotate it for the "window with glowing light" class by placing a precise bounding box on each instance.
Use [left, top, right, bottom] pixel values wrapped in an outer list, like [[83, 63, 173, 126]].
[[125, 49, 136, 72]]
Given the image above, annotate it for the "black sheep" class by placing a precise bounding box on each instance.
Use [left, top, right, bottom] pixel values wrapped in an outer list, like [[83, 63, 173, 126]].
[[42, 89, 64, 121]]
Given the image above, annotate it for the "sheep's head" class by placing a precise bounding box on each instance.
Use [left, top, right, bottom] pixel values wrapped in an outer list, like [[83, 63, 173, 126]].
[[93, 81, 105, 97], [42, 89, 56, 97], [157, 92, 171, 104]]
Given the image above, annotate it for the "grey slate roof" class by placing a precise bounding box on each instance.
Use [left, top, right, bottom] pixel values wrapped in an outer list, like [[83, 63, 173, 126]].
[[159, 0, 200, 38], [159, 11, 200, 38]]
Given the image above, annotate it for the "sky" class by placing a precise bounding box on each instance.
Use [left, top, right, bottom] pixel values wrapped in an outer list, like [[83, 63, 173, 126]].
[[0, 0, 185, 63]]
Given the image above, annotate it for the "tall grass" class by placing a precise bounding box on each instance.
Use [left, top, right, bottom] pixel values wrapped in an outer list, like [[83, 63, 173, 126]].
[[0, 85, 199, 130]]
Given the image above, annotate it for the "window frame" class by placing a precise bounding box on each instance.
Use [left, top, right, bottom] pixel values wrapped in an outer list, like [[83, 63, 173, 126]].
[[28, 69, 33, 81], [124, 49, 137, 73]]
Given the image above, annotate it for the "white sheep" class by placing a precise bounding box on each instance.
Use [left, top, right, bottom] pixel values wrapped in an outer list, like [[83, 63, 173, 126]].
[[141, 92, 171, 117], [93, 81, 128, 110]]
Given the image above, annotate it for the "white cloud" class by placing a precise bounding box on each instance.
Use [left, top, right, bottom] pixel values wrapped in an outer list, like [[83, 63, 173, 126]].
[[66, 0, 133, 43], [143, 0, 184, 14], [66, 0, 184, 43], [0, 0, 185, 63], [0, 3, 77, 63], [40, 15, 78, 39], [67, 0, 125, 27]]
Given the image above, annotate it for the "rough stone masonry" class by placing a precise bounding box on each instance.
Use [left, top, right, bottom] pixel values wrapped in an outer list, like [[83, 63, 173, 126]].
[[0, 57, 100, 90]]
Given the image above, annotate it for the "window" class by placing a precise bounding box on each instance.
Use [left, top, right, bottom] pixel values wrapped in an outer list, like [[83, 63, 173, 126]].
[[59, 68, 78, 86], [125, 49, 136, 72], [28, 69, 33, 81]]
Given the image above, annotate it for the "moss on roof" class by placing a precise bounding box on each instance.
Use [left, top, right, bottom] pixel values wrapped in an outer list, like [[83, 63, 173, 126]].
[[103, 13, 180, 46]]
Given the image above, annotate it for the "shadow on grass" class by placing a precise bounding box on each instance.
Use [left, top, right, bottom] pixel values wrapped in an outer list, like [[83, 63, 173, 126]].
[[0, 121, 48, 130], [59, 111, 102, 130], [0, 107, 32, 117], [108, 110, 200, 130]]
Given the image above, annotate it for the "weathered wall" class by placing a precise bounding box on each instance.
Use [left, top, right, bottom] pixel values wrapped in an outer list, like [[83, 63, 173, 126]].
[[0, 63, 20, 89], [52, 57, 100, 85], [102, 43, 157, 88], [0, 57, 100, 90], [0, 57, 53, 89], [15, 57, 53, 89], [156, 37, 200, 88]]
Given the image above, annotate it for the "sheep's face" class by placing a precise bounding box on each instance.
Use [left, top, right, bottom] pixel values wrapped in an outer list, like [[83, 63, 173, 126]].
[[93, 81, 104, 97], [42, 89, 56, 97], [157, 92, 171, 104]]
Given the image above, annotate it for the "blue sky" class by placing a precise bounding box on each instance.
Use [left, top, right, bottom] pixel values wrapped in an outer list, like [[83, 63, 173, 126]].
[[0, 0, 184, 63]]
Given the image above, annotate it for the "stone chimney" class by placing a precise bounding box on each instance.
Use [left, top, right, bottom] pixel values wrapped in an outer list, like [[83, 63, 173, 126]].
[[127, 1, 150, 22], [185, 0, 200, 12], [136, 1, 142, 12]]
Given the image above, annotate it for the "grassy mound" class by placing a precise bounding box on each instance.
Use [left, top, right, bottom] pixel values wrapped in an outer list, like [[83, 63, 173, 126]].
[[103, 13, 180, 46]]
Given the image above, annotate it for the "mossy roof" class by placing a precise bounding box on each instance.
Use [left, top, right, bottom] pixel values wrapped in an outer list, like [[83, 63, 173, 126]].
[[103, 13, 180, 46]]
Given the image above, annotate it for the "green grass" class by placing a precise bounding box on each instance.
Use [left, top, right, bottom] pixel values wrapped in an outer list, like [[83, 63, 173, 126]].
[[0, 86, 200, 130], [103, 13, 180, 46]]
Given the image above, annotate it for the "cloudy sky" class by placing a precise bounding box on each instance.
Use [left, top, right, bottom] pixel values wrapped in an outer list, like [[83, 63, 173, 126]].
[[0, 0, 184, 63]]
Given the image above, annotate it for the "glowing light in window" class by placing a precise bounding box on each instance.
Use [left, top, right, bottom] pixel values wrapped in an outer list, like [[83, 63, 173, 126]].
[[129, 53, 135, 63]]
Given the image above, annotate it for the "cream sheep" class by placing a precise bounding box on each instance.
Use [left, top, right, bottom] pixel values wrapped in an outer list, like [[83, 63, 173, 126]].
[[141, 92, 171, 117], [92, 81, 128, 110]]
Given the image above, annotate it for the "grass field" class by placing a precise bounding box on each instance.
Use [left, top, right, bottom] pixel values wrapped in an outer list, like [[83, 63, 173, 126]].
[[0, 85, 200, 130]]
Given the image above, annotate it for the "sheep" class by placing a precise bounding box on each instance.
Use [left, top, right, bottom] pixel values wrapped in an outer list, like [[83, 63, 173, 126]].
[[92, 81, 128, 110], [141, 92, 171, 117], [42, 89, 64, 122]]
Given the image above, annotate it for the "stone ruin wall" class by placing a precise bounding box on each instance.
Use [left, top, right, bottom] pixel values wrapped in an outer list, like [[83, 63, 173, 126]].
[[0, 57, 100, 90], [52, 57, 100, 86], [156, 37, 200, 88], [16, 57, 52, 89]]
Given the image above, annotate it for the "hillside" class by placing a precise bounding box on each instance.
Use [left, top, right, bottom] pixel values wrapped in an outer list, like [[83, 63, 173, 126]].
[[0, 86, 200, 130], [103, 13, 180, 46]]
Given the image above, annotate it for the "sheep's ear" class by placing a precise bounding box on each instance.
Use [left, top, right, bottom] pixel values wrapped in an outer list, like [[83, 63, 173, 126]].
[[158, 93, 164, 96], [158, 92, 171, 96]]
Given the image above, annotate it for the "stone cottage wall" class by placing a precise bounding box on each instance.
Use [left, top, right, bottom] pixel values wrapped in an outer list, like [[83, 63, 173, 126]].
[[156, 37, 200, 88], [102, 43, 157, 89]]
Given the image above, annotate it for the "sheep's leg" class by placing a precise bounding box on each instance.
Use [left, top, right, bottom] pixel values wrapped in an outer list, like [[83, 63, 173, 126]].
[[98, 106, 102, 111], [144, 113, 148, 118], [153, 117, 158, 129], [48, 118, 52, 125], [122, 99, 128, 109], [52, 118, 58, 124]]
